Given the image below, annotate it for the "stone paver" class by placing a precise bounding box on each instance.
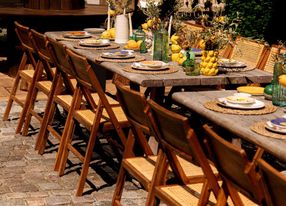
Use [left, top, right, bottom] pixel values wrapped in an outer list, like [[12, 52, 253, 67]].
[[0, 77, 147, 206], [0, 72, 147, 205]]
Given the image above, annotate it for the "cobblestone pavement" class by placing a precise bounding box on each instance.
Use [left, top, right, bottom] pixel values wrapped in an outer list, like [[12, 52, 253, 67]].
[[0, 100, 147, 206]]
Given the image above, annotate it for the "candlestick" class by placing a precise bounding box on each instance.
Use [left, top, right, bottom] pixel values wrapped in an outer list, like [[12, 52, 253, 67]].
[[107, 4, 111, 30], [168, 16, 173, 43], [128, 13, 133, 37]]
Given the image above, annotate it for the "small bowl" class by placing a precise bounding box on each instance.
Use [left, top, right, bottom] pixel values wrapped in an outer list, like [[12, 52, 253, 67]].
[[140, 61, 164, 68]]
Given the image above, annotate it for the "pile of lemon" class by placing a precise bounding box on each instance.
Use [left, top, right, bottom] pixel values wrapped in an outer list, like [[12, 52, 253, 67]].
[[170, 34, 187, 65], [141, 17, 161, 32], [101, 28, 116, 39], [200, 50, 219, 76], [124, 39, 143, 50]]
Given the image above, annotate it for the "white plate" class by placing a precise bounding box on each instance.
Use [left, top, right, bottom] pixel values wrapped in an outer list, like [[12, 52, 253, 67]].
[[131, 62, 169, 71], [140, 61, 165, 68], [101, 50, 135, 59], [84, 28, 105, 34], [265, 121, 286, 134], [79, 39, 110, 47], [63, 31, 91, 39], [219, 58, 246, 68], [225, 96, 256, 105], [217, 98, 265, 110]]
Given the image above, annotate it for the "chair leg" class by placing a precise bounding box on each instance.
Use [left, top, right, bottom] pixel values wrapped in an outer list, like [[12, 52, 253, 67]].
[[3, 53, 28, 121], [36, 102, 57, 153], [112, 165, 127, 205], [75, 125, 100, 196], [145, 150, 168, 206], [198, 180, 211, 206], [20, 89, 38, 136], [3, 74, 21, 121]]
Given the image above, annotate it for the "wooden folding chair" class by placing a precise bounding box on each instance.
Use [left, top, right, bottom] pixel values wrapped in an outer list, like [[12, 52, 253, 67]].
[[16, 29, 56, 136], [203, 124, 264, 205], [259, 44, 286, 73], [35, 37, 77, 155], [257, 158, 286, 206], [112, 83, 220, 205], [57, 48, 129, 196], [228, 36, 267, 69], [145, 100, 221, 206], [3, 21, 37, 121]]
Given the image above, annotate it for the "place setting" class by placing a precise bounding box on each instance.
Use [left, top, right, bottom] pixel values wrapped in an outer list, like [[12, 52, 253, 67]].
[[74, 38, 120, 50], [56, 31, 93, 42], [95, 49, 145, 63], [218, 58, 253, 72], [251, 116, 286, 139], [123, 60, 180, 74], [204, 92, 277, 115]]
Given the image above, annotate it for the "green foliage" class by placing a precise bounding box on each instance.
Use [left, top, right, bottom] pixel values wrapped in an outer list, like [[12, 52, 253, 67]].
[[225, 0, 272, 40]]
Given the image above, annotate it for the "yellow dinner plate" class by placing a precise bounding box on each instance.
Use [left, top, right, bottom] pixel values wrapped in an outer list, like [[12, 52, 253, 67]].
[[236, 86, 264, 95]]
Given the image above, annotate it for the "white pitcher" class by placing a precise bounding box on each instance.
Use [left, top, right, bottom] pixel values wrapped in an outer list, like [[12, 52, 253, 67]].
[[115, 14, 129, 44]]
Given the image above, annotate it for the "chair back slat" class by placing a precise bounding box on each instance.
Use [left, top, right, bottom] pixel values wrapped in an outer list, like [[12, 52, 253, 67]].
[[203, 124, 261, 201], [30, 29, 54, 80], [14, 21, 34, 52], [257, 159, 286, 206], [46, 38, 75, 93], [229, 36, 266, 69], [147, 100, 220, 197], [115, 82, 153, 155], [260, 45, 286, 73], [14, 21, 37, 68]]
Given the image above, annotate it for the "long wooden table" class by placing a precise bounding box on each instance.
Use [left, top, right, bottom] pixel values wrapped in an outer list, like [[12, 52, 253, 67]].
[[172, 90, 286, 162], [45, 31, 273, 90]]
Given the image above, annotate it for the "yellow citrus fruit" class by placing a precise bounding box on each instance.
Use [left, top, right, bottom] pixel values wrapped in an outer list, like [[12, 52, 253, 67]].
[[141, 23, 148, 30], [178, 56, 187, 65], [171, 53, 180, 62], [208, 50, 214, 57], [204, 56, 211, 63], [127, 40, 138, 49], [137, 40, 143, 47], [210, 57, 217, 63], [279, 74, 286, 87], [108, 9, 116, 16], [147, 19, 153, 27], [171, 44, 182, 53], [171, 35, 179, 45], [109, 28, 116, 38], [101, 31, 111, 39]]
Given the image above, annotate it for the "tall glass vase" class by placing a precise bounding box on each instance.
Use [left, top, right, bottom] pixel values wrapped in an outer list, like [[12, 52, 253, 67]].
[[152, 25, 169, 62], [272, 53, 286, 107], [115, 14, 129, 44]]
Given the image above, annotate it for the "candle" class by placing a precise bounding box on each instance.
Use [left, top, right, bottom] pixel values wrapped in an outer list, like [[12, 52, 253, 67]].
[[107, 4, 111, 30], [168, 15, 173, 43], [128, 13, 133, 37]]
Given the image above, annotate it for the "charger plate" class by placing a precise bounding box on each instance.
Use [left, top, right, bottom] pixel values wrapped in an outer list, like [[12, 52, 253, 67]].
[[204, 101, 277, 115], [251, 121, 286, 139], [123, 66, 179, 74]]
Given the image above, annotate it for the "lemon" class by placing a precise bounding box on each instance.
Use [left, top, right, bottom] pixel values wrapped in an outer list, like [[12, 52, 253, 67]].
[[208, 50, 214, 57], [178, 56, 187, 65], [199, 40, 205, 50], [101, 31, 111, 39], [109, 28, 116, 38], [204, 56, 211, 63], [137, 40, 143, 47], [212, 62, 218, 68], [171, 53, 180, 62], [171, 44, 182, 53], [127, 40, 138, 49], [171, 35, 179, 45], [108, 9, 116, 16], [279, 74, 286, 87], [141, 23, 148, 30], [210, 57, 217, 63], [147, 19, 153, 27]]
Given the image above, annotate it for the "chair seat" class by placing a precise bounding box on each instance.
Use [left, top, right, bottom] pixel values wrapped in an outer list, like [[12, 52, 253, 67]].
[[157, 183, 258, 206], [19, 69, 35, 81], [37, 80, 52, 95], [124, 155, 217, 188], [55, 95, 73, 111], [74, 106, 128, 131], [91, 93, 119, 106]]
